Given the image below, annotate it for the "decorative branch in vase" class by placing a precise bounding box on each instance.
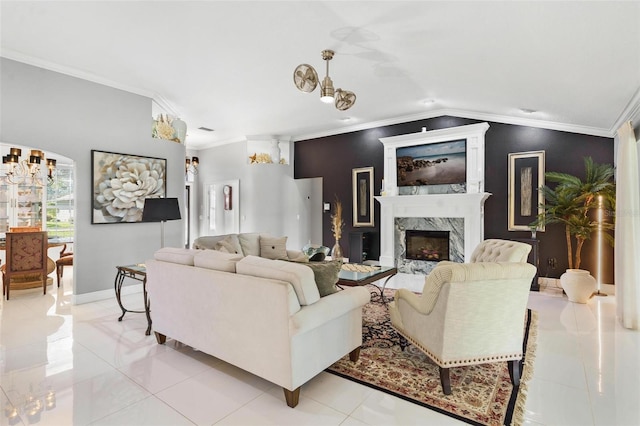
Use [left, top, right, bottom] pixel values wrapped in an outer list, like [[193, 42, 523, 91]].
[[331, 196, 345, 261]]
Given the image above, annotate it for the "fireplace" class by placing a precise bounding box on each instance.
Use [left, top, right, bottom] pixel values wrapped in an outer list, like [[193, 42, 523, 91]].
[[376, 123, 491, 271], [405, 230, 450, 261]]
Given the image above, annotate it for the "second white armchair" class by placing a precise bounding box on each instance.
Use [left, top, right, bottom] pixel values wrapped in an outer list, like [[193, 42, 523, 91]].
[[389, 240, 536, 395]]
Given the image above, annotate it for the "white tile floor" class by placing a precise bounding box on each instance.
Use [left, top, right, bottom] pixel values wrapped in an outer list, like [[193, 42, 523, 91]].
[[1, 270, 639, 425]]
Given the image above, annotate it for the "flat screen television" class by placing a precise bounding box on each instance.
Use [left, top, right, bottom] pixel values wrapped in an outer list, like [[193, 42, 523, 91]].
[[396, 139, 466, 187]]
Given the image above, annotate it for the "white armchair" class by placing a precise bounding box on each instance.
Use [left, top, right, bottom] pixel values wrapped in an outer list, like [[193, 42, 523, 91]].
[[389, 241, 536, 395], [469, 238, 532, 263]]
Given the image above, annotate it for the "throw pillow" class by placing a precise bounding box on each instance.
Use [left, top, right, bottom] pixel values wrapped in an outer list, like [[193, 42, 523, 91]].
[[260, 235, 289, 260], [213, 242, 231, 253], [215, 235, 243, 255], [238, 233, 261, 256], [305, 260, 342, 297]]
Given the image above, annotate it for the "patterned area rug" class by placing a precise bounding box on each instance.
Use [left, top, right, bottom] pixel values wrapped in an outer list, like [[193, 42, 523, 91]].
[[327, 286, 537, 426]]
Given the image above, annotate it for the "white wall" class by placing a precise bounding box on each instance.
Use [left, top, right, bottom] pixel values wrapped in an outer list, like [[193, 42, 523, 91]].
[[193, 141, 320, 250], [0, 58, 185, 301]]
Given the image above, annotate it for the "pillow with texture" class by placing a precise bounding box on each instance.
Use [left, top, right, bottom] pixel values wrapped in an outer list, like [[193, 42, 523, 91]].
[[305, 260, 342, 297], [215, 235, 243, 255], [213, 242, 231, 253], [238, 233, 261, 256], [260, 235, 289, 260]]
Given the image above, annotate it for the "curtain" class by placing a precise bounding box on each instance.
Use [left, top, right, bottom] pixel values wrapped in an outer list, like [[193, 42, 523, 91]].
[[615, 121, 640, 329]]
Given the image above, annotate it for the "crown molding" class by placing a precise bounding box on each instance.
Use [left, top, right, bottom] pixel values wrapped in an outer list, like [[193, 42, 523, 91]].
[[1, 49, 156, 99], [3, 50, 622, 145], [611, 86, 640, 133], [293, 108, 615, 142]]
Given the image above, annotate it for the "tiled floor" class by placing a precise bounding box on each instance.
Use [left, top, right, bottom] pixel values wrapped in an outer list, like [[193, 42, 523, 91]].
[[1, 270, 639, 425]]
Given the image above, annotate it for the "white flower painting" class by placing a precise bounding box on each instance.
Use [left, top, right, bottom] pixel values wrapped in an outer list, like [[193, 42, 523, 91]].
[[92, 150, 166, 223]]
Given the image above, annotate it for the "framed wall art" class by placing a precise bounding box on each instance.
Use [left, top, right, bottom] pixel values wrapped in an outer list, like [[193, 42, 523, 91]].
[[352, 167, 374, 227], [91, 150, 167, 224], [508, 150, 545, 231], [395, 139, 467, 187]]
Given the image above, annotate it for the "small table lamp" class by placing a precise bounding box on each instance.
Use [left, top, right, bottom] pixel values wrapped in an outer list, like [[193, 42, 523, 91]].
[[142, 198, 181, 247]]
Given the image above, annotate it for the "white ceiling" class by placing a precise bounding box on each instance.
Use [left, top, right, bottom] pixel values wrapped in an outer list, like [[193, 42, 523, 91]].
[[2, 1, 639, 150]]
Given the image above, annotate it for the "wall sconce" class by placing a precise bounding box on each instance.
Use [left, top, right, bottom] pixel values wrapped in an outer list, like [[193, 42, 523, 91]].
[[185, 156, 199, 176]]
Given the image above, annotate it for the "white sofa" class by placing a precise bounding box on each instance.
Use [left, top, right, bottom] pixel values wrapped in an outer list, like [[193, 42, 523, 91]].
[[192, 232, 305, 261], [146, 247, 370, 407]]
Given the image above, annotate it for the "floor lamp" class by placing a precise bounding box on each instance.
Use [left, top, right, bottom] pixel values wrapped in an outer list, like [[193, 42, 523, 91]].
[[142, 198, 181, 248]]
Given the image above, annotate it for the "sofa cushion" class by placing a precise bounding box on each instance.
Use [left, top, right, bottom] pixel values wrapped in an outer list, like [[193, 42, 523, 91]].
[[236, 255, 320, 305], [215, 234, 244, 255], [260, 235, 289, 260], [305, 260, 342, 297], [154, 248, 199, 265], [194, 249, 243, 273], [238, 233, 261, 256]]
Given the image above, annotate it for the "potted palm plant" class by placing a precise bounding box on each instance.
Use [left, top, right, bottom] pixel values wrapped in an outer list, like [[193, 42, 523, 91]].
[[531, 157, 615, 302]]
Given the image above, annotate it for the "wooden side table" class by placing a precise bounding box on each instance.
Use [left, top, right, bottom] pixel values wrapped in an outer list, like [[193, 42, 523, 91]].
[[114, 264, 151, 335]]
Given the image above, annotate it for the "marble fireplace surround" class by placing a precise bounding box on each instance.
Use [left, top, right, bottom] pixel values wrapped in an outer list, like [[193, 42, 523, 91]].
[[375, 123, 491, 269], [376, 193, 490, 267]]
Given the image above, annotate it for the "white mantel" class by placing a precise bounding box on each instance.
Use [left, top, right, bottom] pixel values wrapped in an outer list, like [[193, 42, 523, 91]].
[[376, 123, 491, 268], [375, 193, 491, 266]]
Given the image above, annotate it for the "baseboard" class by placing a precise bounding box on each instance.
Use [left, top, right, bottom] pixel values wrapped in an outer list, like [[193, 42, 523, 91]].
[[72, 283, 142, 305]]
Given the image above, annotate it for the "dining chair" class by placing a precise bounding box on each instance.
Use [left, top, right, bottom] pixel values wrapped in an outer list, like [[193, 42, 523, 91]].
[[9, 226, 42, 232], [2, 231, 48, 300], [56, 254, 73, 287]]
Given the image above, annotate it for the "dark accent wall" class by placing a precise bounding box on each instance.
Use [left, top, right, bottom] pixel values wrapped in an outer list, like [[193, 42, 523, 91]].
[[294, 116, 615, 283]]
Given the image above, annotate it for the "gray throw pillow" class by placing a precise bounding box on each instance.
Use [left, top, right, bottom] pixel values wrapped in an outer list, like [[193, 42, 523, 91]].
[[260, 235, 289, 260], [305, 260, 342, 297]]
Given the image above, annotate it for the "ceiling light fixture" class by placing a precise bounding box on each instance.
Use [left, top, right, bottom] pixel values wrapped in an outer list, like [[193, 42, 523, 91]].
[[293, 49, 356, 111], [2, 147, 56, 186]]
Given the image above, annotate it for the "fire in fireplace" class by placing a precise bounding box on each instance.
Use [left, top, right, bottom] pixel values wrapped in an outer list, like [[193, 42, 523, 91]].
[[405, 230, 450, 261]]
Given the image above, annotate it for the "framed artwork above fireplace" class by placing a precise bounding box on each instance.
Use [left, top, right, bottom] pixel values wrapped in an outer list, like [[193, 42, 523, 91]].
[[379, 122, 489, 196]]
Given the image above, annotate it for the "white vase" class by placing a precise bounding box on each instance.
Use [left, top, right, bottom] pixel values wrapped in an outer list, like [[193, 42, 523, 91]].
[[269, 140, 281, 164], [560, 269, 596, 303]]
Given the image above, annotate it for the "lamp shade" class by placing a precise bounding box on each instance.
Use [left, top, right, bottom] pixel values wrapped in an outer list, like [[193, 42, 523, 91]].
[[142, 198, 181, 222]]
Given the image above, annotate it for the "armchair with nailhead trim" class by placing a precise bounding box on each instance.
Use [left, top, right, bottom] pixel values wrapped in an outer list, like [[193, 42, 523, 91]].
[[389, 240, 536, 395]]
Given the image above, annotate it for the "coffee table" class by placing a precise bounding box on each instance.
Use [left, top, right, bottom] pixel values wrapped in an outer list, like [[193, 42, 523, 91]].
[[337, 265, 398, 303]]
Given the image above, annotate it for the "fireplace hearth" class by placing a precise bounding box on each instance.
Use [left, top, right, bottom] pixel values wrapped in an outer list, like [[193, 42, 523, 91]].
[[405, 230, 450, 261]]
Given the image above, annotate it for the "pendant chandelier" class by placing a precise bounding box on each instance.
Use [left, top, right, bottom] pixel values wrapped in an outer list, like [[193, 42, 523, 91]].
[[1, 147, 56, 186], [293, 49, 356, 111]]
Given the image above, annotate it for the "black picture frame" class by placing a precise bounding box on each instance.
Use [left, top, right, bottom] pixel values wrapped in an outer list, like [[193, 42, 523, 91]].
[[508, 151, 545, 231], [91, 150, 167, 224], [352, 167, 374, 227]]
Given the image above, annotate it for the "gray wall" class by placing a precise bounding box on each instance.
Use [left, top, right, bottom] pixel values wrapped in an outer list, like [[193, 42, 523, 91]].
[[0, 58, 185, 301], [193, 141, 320, 250]]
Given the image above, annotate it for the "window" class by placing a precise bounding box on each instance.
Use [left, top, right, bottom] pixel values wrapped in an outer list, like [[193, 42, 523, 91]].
[[46, 163, 74, 238]]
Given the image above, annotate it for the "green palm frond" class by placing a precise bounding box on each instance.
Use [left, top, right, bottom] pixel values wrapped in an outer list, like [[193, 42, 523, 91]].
[[533, 156, 616, 268]]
